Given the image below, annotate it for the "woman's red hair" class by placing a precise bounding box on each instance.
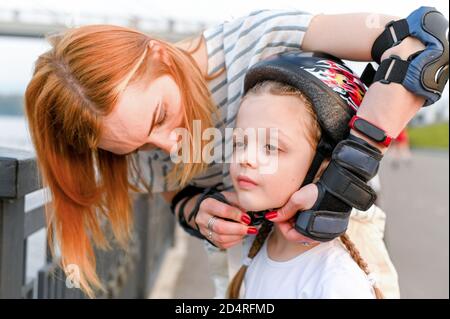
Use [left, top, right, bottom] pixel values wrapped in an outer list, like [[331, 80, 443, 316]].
[[24, 25, 217, 297]]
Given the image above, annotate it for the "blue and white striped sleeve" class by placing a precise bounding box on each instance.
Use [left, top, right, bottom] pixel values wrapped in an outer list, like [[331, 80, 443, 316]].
[[218, 9, 315, 125], [223, 9, 314, 78]]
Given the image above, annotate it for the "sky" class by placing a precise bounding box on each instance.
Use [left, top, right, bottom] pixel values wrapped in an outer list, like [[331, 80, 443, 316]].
[[1, 0, 448, 22], [0, 0, 448, 94]]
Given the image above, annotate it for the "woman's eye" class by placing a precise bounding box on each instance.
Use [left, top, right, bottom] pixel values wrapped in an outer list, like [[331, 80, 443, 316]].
[[156, 105, 167, 127]]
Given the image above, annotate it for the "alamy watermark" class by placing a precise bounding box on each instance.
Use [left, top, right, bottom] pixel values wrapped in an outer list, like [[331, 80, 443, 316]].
[[65, 264, 81, 289], [167, 120, 280, 174]]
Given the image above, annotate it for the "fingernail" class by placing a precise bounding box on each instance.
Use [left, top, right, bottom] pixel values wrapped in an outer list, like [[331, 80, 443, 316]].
[[265, 211, 278, 220], [247, 227, 258, 235], [241, 215, 251, 225]]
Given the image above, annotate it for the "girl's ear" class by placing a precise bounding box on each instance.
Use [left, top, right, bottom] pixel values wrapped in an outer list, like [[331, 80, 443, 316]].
[[148, 40, 172, 66]]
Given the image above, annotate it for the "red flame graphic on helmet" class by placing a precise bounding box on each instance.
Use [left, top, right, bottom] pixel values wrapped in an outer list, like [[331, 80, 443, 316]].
[[303, 60, 367, 111]]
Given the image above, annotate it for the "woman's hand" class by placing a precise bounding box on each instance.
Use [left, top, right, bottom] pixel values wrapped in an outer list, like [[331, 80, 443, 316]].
[[265, 183, 320, 245], [190, 191, 257, 249]]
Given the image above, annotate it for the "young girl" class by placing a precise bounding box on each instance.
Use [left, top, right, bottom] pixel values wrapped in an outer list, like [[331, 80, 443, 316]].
[[227, 78, 383, 299]]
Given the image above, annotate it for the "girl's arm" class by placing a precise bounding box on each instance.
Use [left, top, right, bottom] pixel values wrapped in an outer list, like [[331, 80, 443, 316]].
[[269, 8, 448, 243], [302, 13, 426, 153], [302, 13, 400, 61]]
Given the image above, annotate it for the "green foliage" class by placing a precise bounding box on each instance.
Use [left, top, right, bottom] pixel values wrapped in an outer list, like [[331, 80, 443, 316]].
[[408, 122, 449, 149]]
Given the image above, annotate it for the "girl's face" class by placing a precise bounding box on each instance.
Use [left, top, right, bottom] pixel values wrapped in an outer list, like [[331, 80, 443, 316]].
[[98, 75, 184, 155], [230, 93, 316, 211]]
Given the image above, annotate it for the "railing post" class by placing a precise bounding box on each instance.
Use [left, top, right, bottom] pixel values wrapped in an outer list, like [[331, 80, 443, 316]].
[[0, 147, 176, 298], [0, 198, 25, 298], [132, 193, 150, 298], [0, 147, 38, 298]]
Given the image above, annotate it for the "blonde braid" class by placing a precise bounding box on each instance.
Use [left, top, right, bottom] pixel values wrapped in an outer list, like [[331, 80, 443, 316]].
[[340, 234, 384, 299], [227, 221, 273, 299]]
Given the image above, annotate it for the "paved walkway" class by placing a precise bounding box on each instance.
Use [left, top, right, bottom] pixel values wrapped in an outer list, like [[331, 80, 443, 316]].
[[149, 150, 449, 299], [149, 225, 215, 298], [379, 150, 449, 298]]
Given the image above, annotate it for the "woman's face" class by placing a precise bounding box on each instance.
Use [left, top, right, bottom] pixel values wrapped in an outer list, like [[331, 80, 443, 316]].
[[98, 75, 183, 155], [230, 93, 316, 211]]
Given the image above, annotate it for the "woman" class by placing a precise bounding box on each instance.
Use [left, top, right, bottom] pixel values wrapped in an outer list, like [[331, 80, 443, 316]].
[[24, 7, 444, 297]]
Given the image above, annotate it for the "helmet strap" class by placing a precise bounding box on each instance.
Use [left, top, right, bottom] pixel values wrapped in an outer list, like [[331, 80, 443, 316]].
[[300, 135, 334, 188]]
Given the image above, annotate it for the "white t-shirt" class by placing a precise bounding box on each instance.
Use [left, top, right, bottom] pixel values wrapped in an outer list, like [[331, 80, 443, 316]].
[[243, 237, 376, 299]]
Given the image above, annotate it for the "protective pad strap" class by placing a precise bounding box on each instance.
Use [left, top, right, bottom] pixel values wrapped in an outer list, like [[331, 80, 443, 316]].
[[301, 137, 334, 187], [320, 161, 377, 211], [360, 63, 377, 87], [372, 19, 410, 64], [295, 210, 351, 241], [373, 55, 410, 84], [333, 139, 382, 181]]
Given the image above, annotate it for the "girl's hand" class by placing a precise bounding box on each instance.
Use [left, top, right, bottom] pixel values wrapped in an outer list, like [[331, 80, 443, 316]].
[[265, 184, 320, 244], [194, 191, 257, 249]]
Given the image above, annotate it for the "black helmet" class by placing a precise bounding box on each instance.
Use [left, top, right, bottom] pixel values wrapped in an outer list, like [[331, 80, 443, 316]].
[[244, 51, 368, 186]]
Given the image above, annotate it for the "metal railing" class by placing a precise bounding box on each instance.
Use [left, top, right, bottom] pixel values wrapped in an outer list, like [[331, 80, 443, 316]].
[[0, 147, 175, 298]]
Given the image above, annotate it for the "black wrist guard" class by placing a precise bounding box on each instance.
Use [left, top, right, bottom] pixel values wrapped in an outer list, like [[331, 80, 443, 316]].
[[295, 134, 383, 241], [177, 196, 207, 240], [170, 185, 205, 215], [176, 185, 226, 246], [171, 185, 208, 240]]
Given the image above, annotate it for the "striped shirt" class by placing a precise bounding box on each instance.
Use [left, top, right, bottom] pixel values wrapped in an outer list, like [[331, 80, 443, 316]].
[[139, 9, 314, 193]]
